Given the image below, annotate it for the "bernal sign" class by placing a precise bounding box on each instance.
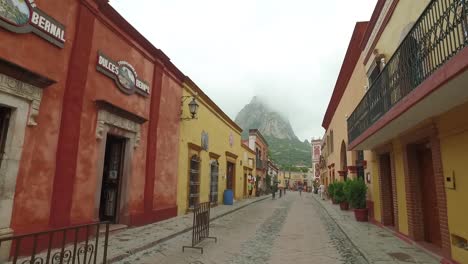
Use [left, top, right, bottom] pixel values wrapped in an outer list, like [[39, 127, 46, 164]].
[[96, 52, 150, 97], [0, 0, 66, 48]]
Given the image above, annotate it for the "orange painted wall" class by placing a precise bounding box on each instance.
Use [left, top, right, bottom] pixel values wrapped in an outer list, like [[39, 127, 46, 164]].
[[69, 17, 154, 224], [152, 74, 182, 210], [6, 0, 80, 232], [3, 0, 183, 232]]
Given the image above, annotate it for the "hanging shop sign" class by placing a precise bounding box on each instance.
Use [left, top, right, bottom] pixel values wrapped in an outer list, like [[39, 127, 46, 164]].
[[0, 0, 66, 48], [96, 52, 150, 97]]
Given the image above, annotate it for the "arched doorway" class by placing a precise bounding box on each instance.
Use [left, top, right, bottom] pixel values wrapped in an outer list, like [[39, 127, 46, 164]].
[[340, 141, 348, 181]]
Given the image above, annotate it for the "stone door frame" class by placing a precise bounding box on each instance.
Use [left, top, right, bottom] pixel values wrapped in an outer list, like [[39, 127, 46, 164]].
[[0, 73, 44, 260], [94, 101, 145, 225]]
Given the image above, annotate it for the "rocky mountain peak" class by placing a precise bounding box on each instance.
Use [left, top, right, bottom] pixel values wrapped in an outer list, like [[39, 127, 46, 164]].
[[234, 96, 311, 168], [235, 97, 297, 140]]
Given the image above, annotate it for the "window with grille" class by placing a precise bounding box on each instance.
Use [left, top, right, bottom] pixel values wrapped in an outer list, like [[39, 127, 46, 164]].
[[188, 155, 201, 209], [209, 160, 219, 204]]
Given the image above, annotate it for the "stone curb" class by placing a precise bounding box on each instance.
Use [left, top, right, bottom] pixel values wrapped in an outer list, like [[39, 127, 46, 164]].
[[108, 196, 270, 263], [310, 194, 370, 263]]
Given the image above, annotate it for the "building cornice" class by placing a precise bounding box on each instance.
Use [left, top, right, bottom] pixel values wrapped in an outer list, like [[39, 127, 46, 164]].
[[362, 0, 399, 65]]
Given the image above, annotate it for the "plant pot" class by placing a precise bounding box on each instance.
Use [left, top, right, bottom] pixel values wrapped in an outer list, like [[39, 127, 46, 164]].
[[339, 202, 349, 211], [354, 208, 368, 222], [332, 199, 339, 205]]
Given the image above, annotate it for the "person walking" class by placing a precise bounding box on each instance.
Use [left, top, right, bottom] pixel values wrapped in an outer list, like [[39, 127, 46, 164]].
[[298, 184, 303, 196], [319, 183, 325, 200]]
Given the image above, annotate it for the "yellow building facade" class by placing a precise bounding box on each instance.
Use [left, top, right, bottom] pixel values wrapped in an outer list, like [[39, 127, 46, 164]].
[[321, 22, 376, 216], [177, 79, 253, 215], [325, 0, 468, 263]]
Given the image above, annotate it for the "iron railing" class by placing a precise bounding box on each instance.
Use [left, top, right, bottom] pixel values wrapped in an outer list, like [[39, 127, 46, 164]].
[[348, 0, 468, 144], [182, 202, 217, 254], [0, 222, 110, 264]]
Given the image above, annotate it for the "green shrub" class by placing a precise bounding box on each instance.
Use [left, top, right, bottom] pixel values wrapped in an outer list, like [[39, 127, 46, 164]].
[[343, 179, 352, 202], [334, 182, 346, 203], [327, 182, 336, 200], [347, 178, 368, 209]]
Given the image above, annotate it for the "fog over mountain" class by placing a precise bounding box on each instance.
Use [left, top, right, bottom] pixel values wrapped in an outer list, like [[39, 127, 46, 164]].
[[235, 97, 311, 168]]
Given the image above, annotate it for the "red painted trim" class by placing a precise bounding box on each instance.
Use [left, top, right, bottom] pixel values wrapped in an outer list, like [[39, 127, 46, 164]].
[[347, 166, 358, 173], [360, 0, 386, 51], [363, 0, 400, 65], [395, 231, 414, 245], [350, 46, 468, 150], [441, 259, 461, 264], [49, 4, 96, 228], [337, 170, 347, 177], [322, 22, 368, 130], [144, 64, 164, 213]]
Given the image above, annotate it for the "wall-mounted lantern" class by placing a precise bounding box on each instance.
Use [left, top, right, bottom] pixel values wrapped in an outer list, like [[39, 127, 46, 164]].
[[181, 95, 199, 121]]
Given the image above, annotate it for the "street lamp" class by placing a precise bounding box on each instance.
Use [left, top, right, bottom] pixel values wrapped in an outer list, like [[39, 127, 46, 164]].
[[188, 97, 199, 118], [181, 95, 199, 121]]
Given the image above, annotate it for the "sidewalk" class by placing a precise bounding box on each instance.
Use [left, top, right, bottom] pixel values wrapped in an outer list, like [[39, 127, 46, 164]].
[[310, 193, 440, 264], [106, 195, 269, 263]]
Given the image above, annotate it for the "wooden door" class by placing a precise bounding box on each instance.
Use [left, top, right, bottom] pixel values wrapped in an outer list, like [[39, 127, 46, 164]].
[[417, 144, 442, 247]]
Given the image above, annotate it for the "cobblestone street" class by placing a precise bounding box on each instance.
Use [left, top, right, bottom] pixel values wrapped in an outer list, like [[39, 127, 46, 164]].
[[114, 192, 440, 264]]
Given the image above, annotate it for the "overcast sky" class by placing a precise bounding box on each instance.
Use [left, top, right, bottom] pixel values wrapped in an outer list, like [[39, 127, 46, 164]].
[[111, 0, 377, 141]]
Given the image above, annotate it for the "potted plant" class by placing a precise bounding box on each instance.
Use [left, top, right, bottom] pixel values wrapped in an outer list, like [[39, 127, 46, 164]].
[[334, 181, 348, 210], [343, 179, 352, 210], [348, 178, 368, 221], [328, 182, 338, 204]]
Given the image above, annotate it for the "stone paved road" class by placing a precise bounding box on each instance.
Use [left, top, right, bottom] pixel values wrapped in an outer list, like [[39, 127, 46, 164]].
[[117, 192, 366, 264]]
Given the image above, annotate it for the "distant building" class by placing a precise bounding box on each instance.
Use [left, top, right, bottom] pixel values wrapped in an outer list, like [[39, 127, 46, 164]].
[[311, 137, 322, 181], [248, 129, 269, 194]]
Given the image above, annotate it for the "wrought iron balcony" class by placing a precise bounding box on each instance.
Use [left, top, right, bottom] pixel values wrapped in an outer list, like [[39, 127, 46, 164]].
[[348, 0, 468, 144]]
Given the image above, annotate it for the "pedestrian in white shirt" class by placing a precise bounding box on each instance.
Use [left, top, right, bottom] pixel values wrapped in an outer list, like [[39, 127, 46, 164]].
[[319, 184, 325, 200]]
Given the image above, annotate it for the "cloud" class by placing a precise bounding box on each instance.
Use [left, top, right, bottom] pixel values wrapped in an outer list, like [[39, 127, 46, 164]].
[[110, 0, 377, 140]]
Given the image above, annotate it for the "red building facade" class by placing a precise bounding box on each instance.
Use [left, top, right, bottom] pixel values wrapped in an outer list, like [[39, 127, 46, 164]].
[[0, 0, 183, 240]]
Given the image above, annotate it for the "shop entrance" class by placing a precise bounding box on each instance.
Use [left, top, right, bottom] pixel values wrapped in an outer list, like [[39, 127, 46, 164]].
[[99, 134, 126, 223], [416, 143, 441, 247], [379, 153, 394, 226]]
